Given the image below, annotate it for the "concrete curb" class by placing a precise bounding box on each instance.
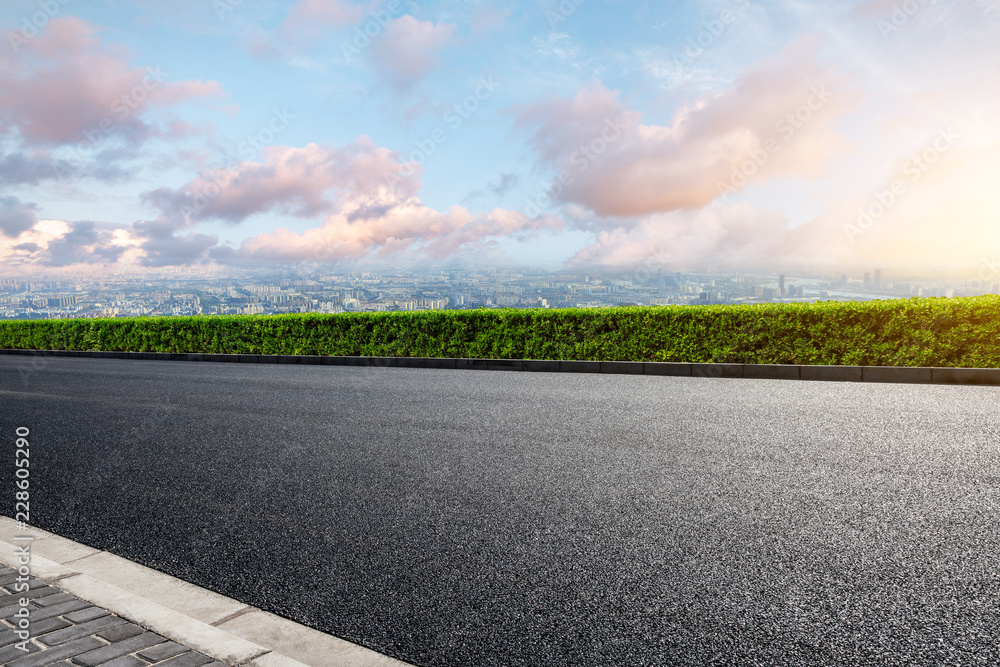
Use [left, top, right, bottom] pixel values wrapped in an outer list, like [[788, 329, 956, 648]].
[[0, 517, 413, 667], [2, 348, 1000, 386]]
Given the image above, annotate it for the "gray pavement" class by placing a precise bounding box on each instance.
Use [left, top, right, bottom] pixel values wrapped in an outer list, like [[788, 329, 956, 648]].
[[1, 357, 999, 666], [0, 564, 226, 666]]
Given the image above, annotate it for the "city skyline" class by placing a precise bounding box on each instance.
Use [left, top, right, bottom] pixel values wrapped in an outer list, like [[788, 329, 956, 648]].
[[2, 1, 999, 276], [4, 264, 998, 321]]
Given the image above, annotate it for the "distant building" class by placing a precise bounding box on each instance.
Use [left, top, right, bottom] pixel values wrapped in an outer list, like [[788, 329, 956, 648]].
[[778, 274, 786, 297]]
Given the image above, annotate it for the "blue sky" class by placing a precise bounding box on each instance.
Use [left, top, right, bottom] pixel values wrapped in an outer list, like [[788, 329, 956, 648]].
[[1, 0, 999, 274]]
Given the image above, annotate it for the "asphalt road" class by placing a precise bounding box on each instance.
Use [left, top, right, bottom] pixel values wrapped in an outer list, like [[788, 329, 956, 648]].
[[1, 356, 999, 666]]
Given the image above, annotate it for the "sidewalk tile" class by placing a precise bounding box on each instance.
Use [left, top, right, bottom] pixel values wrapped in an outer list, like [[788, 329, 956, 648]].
[[71, 632, 165, 666], [38, 614, 124, 646], [5, 636, 105, 667], [95, 623, 144, 642], [96, 656, 148, 667], [156, 651, 215, 667], [64, 607, 109, 624], [138, 641, 188, 661]]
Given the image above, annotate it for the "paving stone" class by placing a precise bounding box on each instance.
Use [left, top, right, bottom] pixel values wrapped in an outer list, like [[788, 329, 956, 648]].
[[19, 585, 61, 600], [96, 623, 144, 643], [70, 632, 165, 666], [5, 636, 105, 667], [39, 614, 125, 646], [0, 584, 28, 597], [0, 642, 41, 662], [0, 600, 30, 620], [64, 607, 110, 624], [0, 627, 29, 647], [3, 578, 49, 592], [21, 615, 72, 638], [25, 598, 92, 622], [156, 651, 215, 667], [34, 592, 78, 607], [97, 656, 149, 667], [137, 641, 188, 661], [0, 613, 72, 644]]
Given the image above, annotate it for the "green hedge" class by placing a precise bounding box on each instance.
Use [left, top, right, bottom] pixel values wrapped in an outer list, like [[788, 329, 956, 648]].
[[2, 297, 1000, 367]]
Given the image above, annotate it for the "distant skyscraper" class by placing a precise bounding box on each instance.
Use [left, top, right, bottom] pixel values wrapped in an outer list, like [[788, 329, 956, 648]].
[[778, 274, 785, 297], [873, 269, 881, 290]]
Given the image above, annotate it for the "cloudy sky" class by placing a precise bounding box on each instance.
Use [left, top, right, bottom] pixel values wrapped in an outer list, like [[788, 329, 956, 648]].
[[1, 0, 999, 274]]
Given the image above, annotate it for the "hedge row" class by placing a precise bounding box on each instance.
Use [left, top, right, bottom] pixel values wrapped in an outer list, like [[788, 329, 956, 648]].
[[2, 297, 1000, 367]]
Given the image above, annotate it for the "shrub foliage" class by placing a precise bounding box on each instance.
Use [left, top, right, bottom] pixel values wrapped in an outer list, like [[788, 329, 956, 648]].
[[2, 297, 999, 367]]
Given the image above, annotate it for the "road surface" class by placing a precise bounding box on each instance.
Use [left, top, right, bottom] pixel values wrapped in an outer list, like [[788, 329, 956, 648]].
[[1, 356, 998, 666]]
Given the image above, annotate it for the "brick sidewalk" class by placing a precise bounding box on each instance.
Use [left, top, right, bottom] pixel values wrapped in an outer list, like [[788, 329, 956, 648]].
[[0, 565, 227, 667]]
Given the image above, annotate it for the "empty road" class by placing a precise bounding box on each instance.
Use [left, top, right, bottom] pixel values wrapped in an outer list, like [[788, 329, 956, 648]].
[[1, 356, 998, 666]]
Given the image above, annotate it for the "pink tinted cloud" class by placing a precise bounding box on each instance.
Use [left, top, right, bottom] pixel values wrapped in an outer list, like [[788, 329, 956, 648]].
[[370, 16, 455, 88], [143, 139, 420, 224], [0, 17, 223, 147], [11, 130, 557, 268], [9, 197, 559, 269], [192, 137, 562, 263], [237, 202, 562, 263], [517, 36, 861, 218], [566, 202, 791, 269]]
